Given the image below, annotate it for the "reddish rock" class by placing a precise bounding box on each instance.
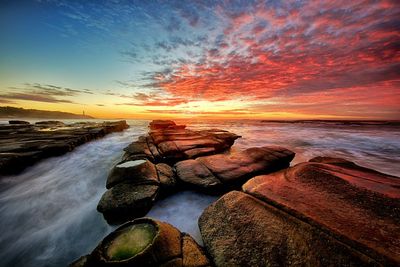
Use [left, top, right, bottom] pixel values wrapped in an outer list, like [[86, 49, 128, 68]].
[[199, 191, 378, 267], [198, 158, 399, 266], [122, 120, 240, 164], [243, 157, 400, 265], [156, 163, 177, 195], [175, 146, 295, 191]]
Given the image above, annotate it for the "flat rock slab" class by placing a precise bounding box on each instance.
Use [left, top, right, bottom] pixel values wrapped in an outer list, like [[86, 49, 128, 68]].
[[175, 146, 295, 192], [199, 157, 400, 266], [123, 120, 240, 164], [0, 120, 128, 175]]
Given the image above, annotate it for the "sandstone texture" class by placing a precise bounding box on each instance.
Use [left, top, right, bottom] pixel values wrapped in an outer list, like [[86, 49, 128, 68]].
[[123, 120, 240, 164], [175, 146, 295, 192], [199, 157, 400, 266]]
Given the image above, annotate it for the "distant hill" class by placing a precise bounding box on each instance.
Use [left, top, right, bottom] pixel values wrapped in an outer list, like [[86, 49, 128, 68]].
[[0, 106, 94, 119]]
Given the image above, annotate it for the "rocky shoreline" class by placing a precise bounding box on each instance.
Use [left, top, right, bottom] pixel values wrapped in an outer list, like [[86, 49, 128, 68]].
[[68, 120, 399, 266], [0, 120, 129, 175]]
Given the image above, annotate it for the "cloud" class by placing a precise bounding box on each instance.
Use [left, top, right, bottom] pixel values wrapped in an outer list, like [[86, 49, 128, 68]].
[[140, 0, 400, 119], [1, 83, 93, 104], [117, 92, 189, 107], [0, 92, 74, 103]]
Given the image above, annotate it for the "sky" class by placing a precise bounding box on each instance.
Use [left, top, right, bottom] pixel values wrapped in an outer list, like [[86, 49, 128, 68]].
[[0, 0, 399, 120]]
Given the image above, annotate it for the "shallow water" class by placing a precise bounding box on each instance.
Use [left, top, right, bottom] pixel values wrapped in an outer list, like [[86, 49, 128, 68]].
[[0, 119, 399, 267]]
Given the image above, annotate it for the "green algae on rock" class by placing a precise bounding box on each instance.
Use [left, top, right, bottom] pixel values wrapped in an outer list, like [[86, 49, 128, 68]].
[[106, 223, 156, 261], [70, 218, 211, 267]]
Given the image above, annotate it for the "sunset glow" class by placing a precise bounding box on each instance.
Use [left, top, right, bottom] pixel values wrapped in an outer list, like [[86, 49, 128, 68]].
[[1, 0, 399, 119]]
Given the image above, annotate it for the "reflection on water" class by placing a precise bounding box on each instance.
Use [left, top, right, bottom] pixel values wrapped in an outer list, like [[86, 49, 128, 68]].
[[0, 119, 399, 266]]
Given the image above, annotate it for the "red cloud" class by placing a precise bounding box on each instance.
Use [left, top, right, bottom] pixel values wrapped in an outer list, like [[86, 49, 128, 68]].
[[150, 0, 400, 118]]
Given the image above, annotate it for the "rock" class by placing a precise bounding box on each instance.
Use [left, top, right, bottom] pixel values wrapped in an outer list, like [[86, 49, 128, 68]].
[[71, 218, 210, 267], [175, 146, 295, 192], [98, 121, 295, 225], [97, 183, 159, 224], [243, 157, 400, 265], [123, 120, 240, 164], [99, 159, 180, 222], [182, 234, 210, 267], [0, 120, 129, 175], [106, 159, 158, 189], [35, 120, 65, 126], [8, 120, 30, 125], [199, 158, 400, 266], [124, 136, 154, 161], [175, 159, 223, 192], [69, 255, 90, 267], [149, 120, 184, 130], [199, 191, 379, 267], [156, 163, 177, 194]]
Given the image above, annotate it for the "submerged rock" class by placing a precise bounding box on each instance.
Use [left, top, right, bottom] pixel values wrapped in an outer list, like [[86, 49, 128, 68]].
[[70, 218, 210, 267], [199, 158, 400, 266], [175, 146, 295, 192]]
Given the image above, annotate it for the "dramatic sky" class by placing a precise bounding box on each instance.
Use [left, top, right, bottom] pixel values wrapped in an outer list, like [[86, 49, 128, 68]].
[[0, 0, 399, 119]]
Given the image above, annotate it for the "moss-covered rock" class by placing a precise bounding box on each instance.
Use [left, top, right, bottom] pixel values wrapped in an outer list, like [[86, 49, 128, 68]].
[[70, 218, 210, 267]]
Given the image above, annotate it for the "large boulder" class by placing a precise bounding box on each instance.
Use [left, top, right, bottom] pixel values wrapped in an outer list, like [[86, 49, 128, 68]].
[[70, 218, 210, 267], [175, 146, 295, 192], [106, 159, 158, 189], [98, 160, 177, 223], [199, 158, 400, 266], [97, 183, 159, 224]]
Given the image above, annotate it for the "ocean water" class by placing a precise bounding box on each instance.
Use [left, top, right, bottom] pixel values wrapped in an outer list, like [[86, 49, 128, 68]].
[[0, 119, 399, 267]]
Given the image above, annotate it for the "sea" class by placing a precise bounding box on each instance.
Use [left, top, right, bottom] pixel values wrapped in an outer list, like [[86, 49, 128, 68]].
[[0, 119, 399, 267]]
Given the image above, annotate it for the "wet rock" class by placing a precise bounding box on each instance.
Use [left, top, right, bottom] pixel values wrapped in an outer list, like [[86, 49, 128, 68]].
[[199, 191, 379, 267], [123, 120, 240, 165], [242, 157, 400, 265], [35, 120, 65, 126], [97, 183, 159, 224], [71, 218, 210, 267], [69, 255, 90, 267], [122, 136, 154, 161], [99, 159, 179, 222], [175, 159, 222, 192], [0, 120, 129, 175], [8, 120, 30, 125], [182, 233, 210, 267], [156, 163, 177, 194], [149, 120, 185, 130], [106, 159, 158, 189], [175, 146, 295, 192], [199, 158, 400, 266]]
